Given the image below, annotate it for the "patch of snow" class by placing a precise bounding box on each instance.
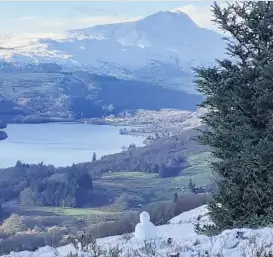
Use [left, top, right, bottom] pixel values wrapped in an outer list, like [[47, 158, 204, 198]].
[[169, 205, 210, 225], [5, 205, 273, 257]]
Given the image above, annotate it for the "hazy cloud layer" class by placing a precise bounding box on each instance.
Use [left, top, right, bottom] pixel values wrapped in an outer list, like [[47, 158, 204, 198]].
[[0, 1, 229, 35]]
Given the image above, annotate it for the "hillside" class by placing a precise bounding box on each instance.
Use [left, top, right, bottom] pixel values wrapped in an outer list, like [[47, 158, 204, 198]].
[[0, 66, 203, 122], [4, 205, 273, 257]]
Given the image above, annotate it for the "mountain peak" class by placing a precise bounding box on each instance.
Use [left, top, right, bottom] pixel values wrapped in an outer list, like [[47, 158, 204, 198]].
[[67, 10, 201, 48], [68, 10, 198, 39], [139, 10, 197, 29]]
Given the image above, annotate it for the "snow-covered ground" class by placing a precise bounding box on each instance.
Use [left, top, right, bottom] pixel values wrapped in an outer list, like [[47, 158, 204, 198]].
[[5, 205, 273, 257]]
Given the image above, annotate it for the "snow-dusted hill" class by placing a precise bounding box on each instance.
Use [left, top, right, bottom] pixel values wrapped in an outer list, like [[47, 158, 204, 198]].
[[0, 11, 226, 92], [5, 205, 273, 257], [69, 11, 220, 50]]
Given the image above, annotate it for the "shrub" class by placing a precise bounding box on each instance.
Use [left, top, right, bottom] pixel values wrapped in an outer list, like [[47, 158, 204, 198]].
[[146, 193, 210, 225], [0, 233, 44, 254], [86, 212, 138, 239], [173, 193, 211, 216], [1, 214, 26, 234]]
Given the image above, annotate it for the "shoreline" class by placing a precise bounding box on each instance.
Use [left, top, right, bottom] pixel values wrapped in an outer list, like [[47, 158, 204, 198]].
[[6, 116, 129, 126], [5, 117, 153, 138], [5, 115, 152, 134], [4, 108, 199, 137]]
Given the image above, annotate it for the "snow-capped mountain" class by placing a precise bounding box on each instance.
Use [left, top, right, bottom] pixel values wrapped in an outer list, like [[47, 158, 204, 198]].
[[0, 11, 226, 92], [69, 11, 201, 48], [69, 11, 225, 57]]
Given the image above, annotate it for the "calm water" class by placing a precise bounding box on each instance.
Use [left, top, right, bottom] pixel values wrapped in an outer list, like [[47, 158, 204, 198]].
[[0, 123, 145, 168]]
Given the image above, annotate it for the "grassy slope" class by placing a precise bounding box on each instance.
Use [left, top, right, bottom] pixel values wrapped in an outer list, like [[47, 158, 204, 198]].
[[94, 151, 212, 203], [22, 206, 119, 217]]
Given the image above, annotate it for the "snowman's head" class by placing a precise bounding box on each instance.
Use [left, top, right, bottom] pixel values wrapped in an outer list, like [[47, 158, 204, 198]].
[[140, 211, 150, 223]]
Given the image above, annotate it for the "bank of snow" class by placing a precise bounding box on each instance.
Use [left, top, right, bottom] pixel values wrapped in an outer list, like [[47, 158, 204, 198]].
[[5, 205, 273, 257]]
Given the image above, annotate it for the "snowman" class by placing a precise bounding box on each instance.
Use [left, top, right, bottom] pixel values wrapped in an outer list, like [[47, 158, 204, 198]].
[[135, 211, 157, 240]]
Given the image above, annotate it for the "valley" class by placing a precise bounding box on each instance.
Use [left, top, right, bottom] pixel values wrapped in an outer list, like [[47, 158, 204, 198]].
[[0, 116, 213, 254], [0, 4, 220, 256], [0, 145, 212, 254], [1, 1, 272, 257]]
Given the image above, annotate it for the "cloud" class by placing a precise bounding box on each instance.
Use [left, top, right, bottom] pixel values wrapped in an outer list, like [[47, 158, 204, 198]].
[[39, 16, 141, 28], [172, 1, 234, 33], [9, 15, 142, 34], [18, 16, 38, 21], [4, 2, 230, 35]]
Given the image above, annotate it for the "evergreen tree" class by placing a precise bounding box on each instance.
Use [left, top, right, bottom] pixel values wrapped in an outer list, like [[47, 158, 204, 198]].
[[92, 152, 97, 162], [195, 1, 273, 234], [173, 192, 179, 216], [173, 192, 178, 204], [188, 178, 196, 193], [0, 203, 3, 220]]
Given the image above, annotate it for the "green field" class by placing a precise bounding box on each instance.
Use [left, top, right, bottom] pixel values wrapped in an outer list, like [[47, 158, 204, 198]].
[[94, 151, 213, 203], [26, 206, 119, 216]]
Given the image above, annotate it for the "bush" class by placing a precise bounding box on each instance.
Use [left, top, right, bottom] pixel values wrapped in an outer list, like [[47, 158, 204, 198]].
[[146, 193, 210, 225], [23, 215, 68, 229], [173, 193, 211, 217], [86, 212, 139, 238], [1, 214, 26, 234], [145, 201, 174, 225]]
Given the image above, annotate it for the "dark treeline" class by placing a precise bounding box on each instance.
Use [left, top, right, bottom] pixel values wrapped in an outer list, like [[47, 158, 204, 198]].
[[0, 163, 93, 208]]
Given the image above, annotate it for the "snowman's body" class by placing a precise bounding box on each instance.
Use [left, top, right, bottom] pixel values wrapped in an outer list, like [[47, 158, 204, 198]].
[[135, 211, 157, 240]]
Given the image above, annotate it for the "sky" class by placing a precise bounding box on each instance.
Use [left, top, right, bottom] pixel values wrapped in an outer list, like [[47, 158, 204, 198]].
[[0, 1, 221, 35]]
